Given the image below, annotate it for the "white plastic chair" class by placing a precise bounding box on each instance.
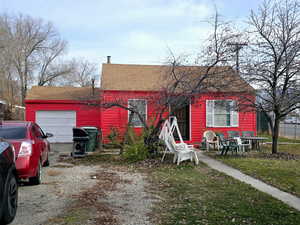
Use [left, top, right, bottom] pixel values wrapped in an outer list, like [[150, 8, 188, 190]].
[[165, 135, 199, 165], [234, 137, 251, 152], [159, 117, 199, 165], [203, 130, 219, 150]]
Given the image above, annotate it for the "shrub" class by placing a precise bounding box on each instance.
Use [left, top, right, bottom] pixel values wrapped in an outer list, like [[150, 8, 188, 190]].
[[122, 140, 149, 162]]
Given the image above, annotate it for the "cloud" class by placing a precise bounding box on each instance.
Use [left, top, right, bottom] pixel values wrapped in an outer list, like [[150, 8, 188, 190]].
[[0, 0, 217, 65]]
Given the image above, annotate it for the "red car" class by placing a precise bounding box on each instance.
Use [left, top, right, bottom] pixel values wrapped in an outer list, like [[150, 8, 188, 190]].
[[0, 121, 52, 185]]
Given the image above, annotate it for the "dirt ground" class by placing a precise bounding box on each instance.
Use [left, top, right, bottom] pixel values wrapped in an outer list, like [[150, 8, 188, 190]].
[[11, 144, 156, 225]]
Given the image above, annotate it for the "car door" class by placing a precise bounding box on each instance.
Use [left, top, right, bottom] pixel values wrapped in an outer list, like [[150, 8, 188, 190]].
[[35, 124, 49, 162], [31, 125, 47, 163]]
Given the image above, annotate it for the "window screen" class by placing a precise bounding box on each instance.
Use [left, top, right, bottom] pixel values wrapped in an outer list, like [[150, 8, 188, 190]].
[[128, 99, 147, 127]]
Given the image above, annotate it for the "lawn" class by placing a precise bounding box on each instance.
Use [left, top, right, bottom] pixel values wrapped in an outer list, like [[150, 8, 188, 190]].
[[60, 152, 300, 225], [150, 162, 300, 225], [207, 135, 300, 197]]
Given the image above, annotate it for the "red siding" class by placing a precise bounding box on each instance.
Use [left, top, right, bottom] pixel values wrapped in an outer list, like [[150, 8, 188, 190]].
[[101, 91, 161, 143], [190, 94, 256, 144], [101, 91, 256, 144], [25, 100, 101, 129], [25, 91, 256, 145]]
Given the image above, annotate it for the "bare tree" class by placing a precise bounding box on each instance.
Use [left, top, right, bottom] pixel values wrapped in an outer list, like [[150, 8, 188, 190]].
[[0, 13, 68, 105], [36, 39, 72, 86], [242, 0, 300, 154], [0, 20, 21, 107], [94, 11, 244, 154], [163, 10, 246, 116], [56, 58, 97, 87]]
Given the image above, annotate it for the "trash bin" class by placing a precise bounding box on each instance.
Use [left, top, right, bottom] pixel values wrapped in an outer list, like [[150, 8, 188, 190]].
[[80, 126, 99, 152], [72, 127, 89, 157]]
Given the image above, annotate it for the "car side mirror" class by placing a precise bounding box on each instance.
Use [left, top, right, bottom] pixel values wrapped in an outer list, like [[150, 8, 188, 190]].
[[45, 133, 53, 138]]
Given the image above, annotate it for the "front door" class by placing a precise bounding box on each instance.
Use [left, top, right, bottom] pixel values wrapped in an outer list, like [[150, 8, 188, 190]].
[[171, 104, 190, 141]]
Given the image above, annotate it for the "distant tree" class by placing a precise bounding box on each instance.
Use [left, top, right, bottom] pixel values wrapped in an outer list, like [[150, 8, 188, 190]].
[[242, 0, 300, 154], [0, 21, 21, 106], [36, 39, 72, 86], [0, 13, 68, 105], [63, 58, 97, 87]]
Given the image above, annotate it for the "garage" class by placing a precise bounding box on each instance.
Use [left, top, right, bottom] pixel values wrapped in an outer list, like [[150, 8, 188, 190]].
[[36, 111, 76, 143], [25, 86, 102, 144]]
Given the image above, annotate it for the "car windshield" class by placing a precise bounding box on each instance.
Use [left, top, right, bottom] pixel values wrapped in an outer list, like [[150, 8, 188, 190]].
[[0, 126, 27, 139]]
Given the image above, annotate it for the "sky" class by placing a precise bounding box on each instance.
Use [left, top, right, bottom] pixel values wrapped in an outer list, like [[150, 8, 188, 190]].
[[0, 0, 262, 70]]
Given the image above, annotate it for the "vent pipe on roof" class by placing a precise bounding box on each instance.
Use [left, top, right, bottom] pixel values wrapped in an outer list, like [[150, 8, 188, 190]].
[[107, 56, 111, 64]]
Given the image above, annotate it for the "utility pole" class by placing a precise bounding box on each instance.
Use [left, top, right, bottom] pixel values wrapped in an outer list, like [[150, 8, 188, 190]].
[[227, 42, 247, 72]]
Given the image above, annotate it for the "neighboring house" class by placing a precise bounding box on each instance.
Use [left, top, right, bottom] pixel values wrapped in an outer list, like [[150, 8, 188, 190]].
[[25, 59, 256, 144]]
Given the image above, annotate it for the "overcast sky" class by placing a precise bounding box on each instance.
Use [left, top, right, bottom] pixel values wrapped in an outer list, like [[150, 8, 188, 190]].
[[0, 0, 261, 67]]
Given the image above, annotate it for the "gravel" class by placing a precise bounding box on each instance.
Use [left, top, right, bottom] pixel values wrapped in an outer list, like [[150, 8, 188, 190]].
[[11, 144, 99, 225], [102, 170, 156, 225], [10, 144, 157, 225]]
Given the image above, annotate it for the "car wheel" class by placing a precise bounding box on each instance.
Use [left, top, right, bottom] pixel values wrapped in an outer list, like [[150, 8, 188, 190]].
[[43, 158, 50, 167], [0, 172, 18, 224], [43, 154, 50, 167], [29, 161, 42, 185]]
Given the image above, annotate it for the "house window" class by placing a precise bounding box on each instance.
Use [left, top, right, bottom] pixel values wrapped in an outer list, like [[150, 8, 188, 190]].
[[128, 99, 147, 127], [206, 100, 238, 127]]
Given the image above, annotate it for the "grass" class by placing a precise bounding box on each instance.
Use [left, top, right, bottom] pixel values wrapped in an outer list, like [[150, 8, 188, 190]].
[[59, 152, 126, 166], [259, 133, 300, 144], [214, 155, 300, 197], [150, 162, 300, 225], [263, 142, 300, 155], [46, 207, 92, 225], [207, 135, 300, 197], [58, 151, 300, 225]]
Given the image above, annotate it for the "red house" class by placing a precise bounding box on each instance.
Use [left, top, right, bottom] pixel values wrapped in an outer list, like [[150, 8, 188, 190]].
[[25, 61, 256, 144], [100, 63, 256, 144]]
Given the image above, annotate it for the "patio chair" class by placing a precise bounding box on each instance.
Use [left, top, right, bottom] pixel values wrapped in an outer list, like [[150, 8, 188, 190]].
[[203, 130, 219, 150], [242, 131, 254, 137], [235, 137, 251, 152], [220, 138, 239, 155], [227, 131, 240, 138], [216, 132, 225, 141], [241, 131, 255, 150], [216, 133, 228, 154]]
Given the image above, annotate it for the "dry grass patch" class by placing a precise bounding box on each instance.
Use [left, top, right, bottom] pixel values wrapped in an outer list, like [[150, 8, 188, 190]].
[[47, 169, 63, 177], [46, 169, 126, 225]]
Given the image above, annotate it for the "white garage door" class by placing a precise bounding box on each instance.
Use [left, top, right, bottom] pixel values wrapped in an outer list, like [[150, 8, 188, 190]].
[[36, 111, 76, 143]]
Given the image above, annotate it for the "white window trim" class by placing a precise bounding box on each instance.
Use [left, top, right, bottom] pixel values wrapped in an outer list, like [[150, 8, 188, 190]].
[[206, 100, 239, 128], [128, 99, 147, 128]]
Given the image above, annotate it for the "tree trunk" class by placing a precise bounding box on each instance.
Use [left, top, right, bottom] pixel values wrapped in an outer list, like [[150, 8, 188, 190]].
[[271, 118, 280, 154]]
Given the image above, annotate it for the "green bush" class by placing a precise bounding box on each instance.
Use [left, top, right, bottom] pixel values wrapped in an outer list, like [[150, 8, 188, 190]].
[[123, 140, 149, 162]]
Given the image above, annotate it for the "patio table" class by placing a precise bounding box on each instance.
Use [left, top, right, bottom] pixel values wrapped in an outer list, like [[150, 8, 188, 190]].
[[240, 136, 268, 151]]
